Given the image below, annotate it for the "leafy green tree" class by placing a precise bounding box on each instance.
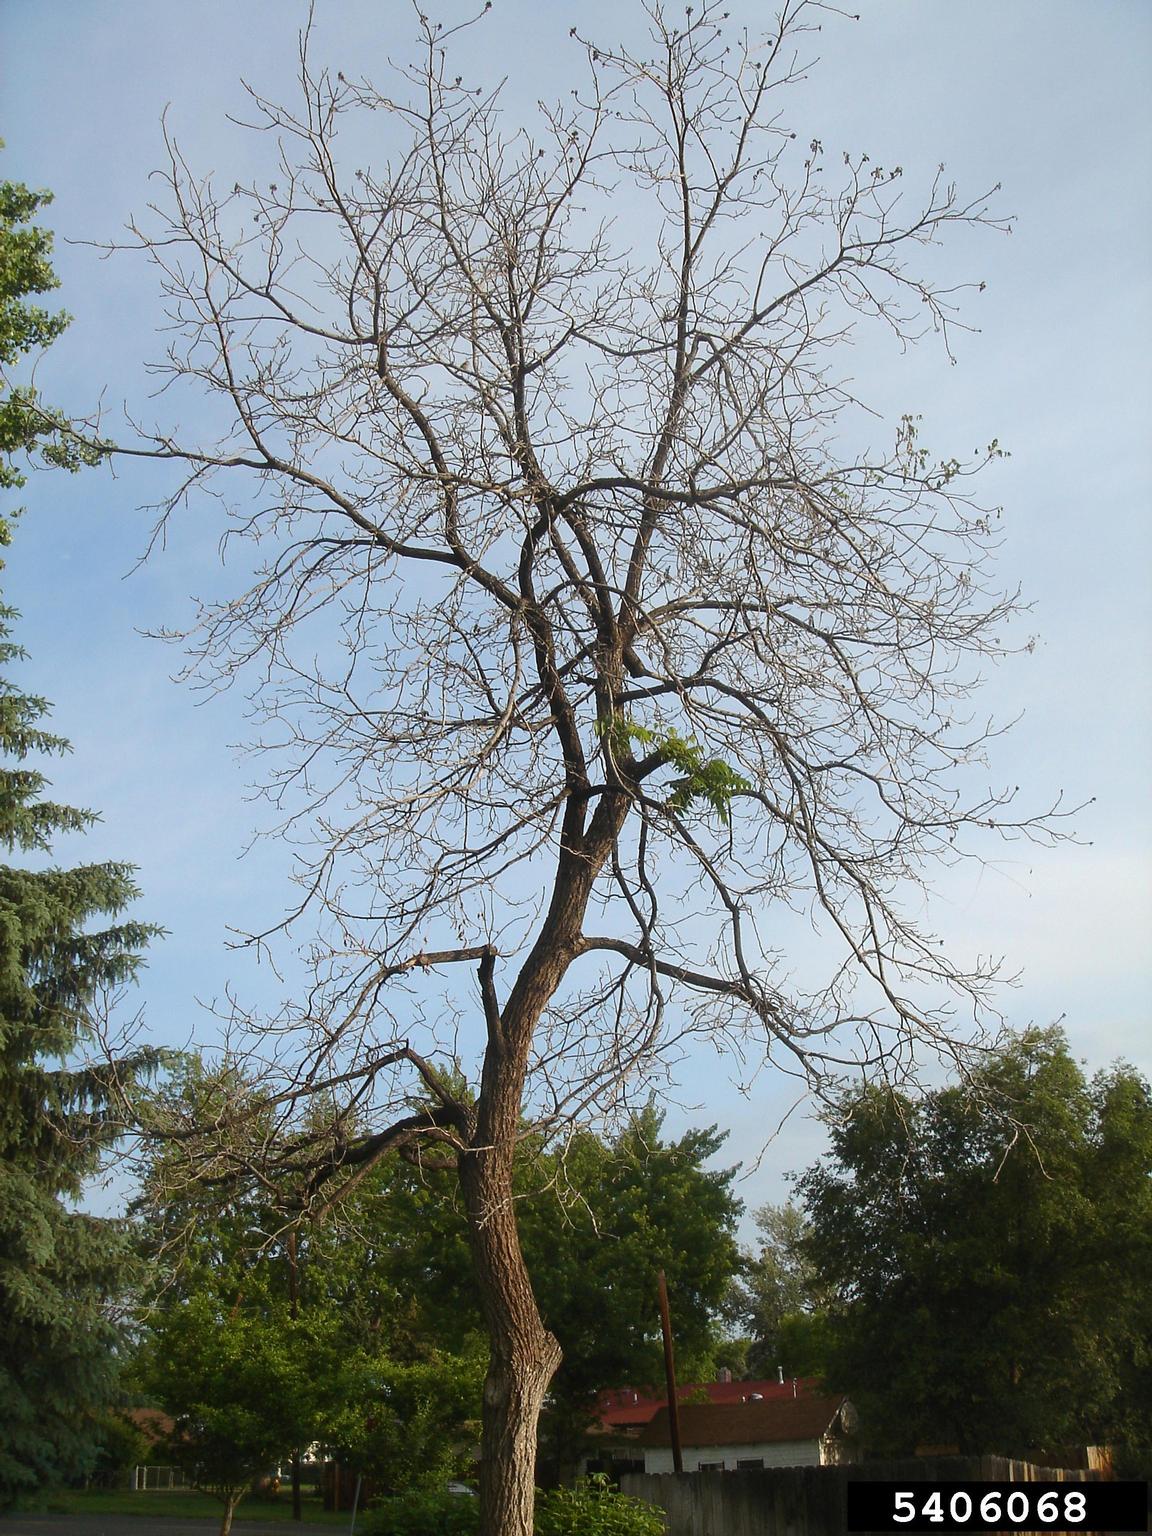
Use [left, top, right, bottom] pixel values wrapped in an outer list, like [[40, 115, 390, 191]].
[[520, 1110, 742, 1467], [131, 1056, 286, 1294], [330, 1106, 742, 1474], [141, 1091, 741, 1488], [0, 170, 159, 1508], [140, 1278, 350, 1536], [133, 1063, 486, 1503], [330, 1344, 486, 1497], [148, 1263, 485, 1507], [1080, 1062, 1152, 1448], [86, 1411, 150, 1491], [797, 1028, 1152, 1455], [733, 1201, 832, 1378]]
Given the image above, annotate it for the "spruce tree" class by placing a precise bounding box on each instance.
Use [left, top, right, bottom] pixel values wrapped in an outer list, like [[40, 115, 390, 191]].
[[0, 166, 161, 1506]]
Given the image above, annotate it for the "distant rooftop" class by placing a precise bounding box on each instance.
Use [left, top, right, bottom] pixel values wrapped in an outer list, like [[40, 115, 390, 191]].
[[637, 1394, 848, 1449], [596, 1377, 821, 1429]]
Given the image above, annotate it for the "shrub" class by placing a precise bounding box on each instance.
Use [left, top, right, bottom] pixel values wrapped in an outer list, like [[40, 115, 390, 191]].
[[535, 1475, 666, 1536], [87, 1412, 151, 1489], [358, 1489, 479, 1536], [358, 1476, 664, 1536]]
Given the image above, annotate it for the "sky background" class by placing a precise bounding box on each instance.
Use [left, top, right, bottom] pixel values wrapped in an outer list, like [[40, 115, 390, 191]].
[[1, 0, 1149, 1226]]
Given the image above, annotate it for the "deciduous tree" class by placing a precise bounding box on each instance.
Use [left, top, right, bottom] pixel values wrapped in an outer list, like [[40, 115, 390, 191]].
[[521, 1110, 742, 1474], [109, 4, 1068, 1528], [140, 1279, 346, 1536], [732, 1201, 832, 1378], [797, 1028, 1152, 1455], [132, 1060, 486, 1504], [365, 1107, 743, 1476]]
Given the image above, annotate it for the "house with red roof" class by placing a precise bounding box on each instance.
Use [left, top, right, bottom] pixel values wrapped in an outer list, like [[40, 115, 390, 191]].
[[636, 1393, 858, 1474], [581, 1377, 850, 1479]]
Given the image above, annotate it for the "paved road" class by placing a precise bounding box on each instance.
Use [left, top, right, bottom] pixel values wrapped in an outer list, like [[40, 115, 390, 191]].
[[0, 1519, 345, 1536]]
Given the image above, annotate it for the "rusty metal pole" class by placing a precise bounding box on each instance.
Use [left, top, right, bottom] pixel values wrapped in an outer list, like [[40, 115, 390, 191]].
[[657, 1269, 684, 1474]]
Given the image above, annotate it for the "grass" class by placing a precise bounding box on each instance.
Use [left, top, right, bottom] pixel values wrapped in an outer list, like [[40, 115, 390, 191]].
[[27, 1487, 349, 1523]]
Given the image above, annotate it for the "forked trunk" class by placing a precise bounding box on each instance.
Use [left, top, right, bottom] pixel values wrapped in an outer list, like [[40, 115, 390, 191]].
[[218, 1493, 239, 1536]]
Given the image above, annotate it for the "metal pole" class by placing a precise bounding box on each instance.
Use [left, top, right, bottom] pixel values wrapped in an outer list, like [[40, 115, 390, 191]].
[[657, 1269, 684, 1474], [348, 1473, 363, 1535]]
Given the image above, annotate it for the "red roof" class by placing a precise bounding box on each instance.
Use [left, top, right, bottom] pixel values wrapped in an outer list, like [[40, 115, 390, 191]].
[[122, 1407, 175, 1443], [596, 1379, 821, 1430], [637, 1394, 848, 1450]]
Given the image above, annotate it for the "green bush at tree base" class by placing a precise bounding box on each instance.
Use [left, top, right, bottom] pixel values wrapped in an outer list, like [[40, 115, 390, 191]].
[[358, 1476, 665, 1536], [536, 1476, 665, 1536], [357, 1491, 479, 1536]]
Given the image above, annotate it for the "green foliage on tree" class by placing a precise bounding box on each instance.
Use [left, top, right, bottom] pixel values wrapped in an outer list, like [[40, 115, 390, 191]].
[[0, 168, 160, 1509], [0, 169, 103, 518], [732, 1201, 833, 1379], [133, 1061, 486, 1503], [520, 1110, 742, 1464], [139, 1280, 349, 1536], [345, 1104, 743, 1472], [330, 1344, 486, 1497], [596, 715, 752, 824], [797, 1027, 1152, 1456], [86, 1411, 151, 1491], [136, 1082, 742, 1492]]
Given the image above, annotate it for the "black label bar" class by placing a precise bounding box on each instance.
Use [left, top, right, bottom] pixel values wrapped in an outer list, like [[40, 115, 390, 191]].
[[846, 1479, 1148, 1532]]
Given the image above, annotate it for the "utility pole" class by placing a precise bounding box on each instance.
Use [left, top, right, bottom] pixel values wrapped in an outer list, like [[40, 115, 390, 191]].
[[288, 1228, 303, 1521], [656, 1269, 683, 1474]]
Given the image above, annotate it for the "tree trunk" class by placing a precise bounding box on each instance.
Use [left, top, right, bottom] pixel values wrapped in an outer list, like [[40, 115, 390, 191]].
[[478, 1330, 562, 1536], [461, 1142, 562, 1536], [461, 819, 626, 1532], [218, 1493, 239, 1536]]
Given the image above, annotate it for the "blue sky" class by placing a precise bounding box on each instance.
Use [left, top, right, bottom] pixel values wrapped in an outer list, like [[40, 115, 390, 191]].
[[2, 0, 1149, 1215]]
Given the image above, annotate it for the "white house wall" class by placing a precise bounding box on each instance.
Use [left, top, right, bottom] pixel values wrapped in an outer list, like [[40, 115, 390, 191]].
[[643, 1439, 823, 1474]]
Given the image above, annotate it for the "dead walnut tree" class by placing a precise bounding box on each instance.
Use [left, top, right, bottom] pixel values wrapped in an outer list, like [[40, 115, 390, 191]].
[[115, 3, 1064, 1531]]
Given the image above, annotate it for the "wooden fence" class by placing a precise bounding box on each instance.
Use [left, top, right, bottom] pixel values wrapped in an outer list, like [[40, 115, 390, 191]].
[[621, 1454, 1105, 1536]]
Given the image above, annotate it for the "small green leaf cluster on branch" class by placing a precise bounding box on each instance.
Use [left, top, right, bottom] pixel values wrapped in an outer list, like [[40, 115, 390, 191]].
[[597, 714, 751, 824]]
